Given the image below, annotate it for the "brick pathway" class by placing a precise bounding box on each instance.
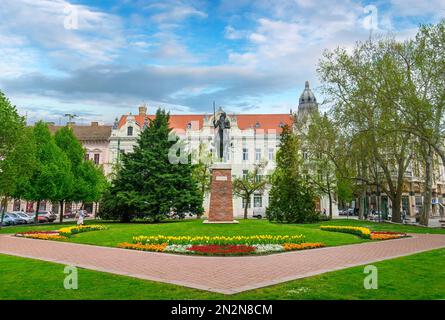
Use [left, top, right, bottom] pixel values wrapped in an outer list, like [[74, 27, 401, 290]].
[[1, 233, 445, 294]]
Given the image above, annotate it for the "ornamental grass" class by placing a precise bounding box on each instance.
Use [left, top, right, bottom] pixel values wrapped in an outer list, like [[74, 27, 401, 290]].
[[133, 234, 305, 246]]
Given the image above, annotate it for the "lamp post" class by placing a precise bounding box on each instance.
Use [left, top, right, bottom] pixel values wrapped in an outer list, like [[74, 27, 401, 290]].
[[64, 113, 78, 126]]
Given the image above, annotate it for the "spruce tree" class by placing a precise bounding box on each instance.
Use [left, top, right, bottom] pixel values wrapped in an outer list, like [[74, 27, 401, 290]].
[[266, 125, 317, 223], [100, 108, 203, 222]]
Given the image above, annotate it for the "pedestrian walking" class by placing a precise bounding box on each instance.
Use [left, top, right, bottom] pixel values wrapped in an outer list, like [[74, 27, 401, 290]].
[[77, 209, 85, 226]]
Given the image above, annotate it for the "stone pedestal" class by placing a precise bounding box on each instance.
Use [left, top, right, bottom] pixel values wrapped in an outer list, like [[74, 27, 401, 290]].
[[203, 163, 238, 224]]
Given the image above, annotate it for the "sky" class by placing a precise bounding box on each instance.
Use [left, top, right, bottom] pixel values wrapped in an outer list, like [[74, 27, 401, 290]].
[[0, 0, 444, 125]]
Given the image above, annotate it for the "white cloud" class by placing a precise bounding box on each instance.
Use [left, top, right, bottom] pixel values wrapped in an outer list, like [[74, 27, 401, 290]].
[[0, 0, 125, 70]]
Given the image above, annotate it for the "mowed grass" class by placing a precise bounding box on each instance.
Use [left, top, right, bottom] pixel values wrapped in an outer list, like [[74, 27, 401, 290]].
[[1, 248, 444, 300], [1, 218, 445, 249]]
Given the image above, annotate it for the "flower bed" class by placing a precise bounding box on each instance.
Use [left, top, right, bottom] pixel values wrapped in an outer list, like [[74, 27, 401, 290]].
[[15, 225, 107, 241], [118, 242, 167, 252], [320, 225, 408, 241], [133, 234, 306, 246], [59, 225, 107, 236], [16, 231, 67, 241], [16, 230, 60, 236], [320, 225, 371, 239], [118, 234, 325, 256], [370, 231, 407, 240], [282, 243, 325, 251], [187, 244, 256, 255]]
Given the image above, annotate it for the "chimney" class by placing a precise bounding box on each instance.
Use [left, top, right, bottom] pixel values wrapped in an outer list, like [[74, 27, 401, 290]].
[[91, 122, 99, 126], [139, 104, 147, 116]]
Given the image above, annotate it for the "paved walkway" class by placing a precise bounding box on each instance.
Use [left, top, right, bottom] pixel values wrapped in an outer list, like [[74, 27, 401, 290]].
[[1, 234, 445, 294]]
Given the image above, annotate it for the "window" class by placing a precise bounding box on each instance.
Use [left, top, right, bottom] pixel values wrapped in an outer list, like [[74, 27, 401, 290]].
[[127, 126, 133, 136], [242, 170, 248, 180], [255, 174, 262, 183], [94, 154, 100, 165], [243, 148, 249, 161], [85, 153, 90, 161], [242, 197, 251, 209], [254, 194, 262, 208], [255, 148, 261, 161], [268, 148, 274, 160]]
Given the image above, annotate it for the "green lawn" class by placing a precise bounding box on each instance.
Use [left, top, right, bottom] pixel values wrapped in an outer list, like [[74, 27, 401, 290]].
[[1, 218, 444, 249], [1, 248, 444, 300]]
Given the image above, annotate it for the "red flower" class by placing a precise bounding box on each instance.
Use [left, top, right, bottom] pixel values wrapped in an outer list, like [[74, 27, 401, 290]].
[[187, 244, 255, 255]]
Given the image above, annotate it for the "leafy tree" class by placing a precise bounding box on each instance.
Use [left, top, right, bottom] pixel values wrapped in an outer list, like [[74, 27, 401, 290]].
[[266, 125, 317, 223], [305, 112, 339, 219], [76, 160, 108, 209], [318, 37, 416, 223], [20, 122, 71, 224], [99, 109, 203, 222], [53, 126, 80, 222], [0, 91, 36, 228], [54, 126, 106, 222], [233, 162, 268, 219]]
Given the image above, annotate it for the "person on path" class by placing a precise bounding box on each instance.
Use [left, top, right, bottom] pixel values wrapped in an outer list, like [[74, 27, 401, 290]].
[[77, 209, 85, 226]]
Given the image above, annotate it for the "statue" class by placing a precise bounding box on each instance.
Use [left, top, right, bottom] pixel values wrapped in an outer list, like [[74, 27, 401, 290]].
[[213, 112, 230, 161]]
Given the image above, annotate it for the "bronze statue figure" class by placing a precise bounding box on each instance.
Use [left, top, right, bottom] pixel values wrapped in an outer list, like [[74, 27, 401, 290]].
[[214, 112, 230, 160]]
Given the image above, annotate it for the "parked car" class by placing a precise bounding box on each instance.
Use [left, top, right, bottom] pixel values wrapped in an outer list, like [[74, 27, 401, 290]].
[[339, 208, 355, 216], [63, 211, 76, 219], [13, 212, 35, 224], [7, 212, 28, 225], [1, 214, 15, 226], [36, 211, 56, 222]]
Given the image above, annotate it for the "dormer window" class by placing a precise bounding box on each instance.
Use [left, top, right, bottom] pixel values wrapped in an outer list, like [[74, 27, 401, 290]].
[[127, 126, 133, 136], [255, 122, 260, 128], [187, 122, 192, 129], [279, 122, 285, 128]]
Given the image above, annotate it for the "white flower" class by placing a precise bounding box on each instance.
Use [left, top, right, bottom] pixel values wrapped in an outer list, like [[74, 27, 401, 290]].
[[253, 244, 284, 253], [164, 244, 192, 253]]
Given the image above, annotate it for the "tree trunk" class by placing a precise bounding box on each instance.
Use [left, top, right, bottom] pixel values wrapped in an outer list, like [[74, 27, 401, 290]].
[[328, 191, 333, 219], [34, 200, 41, 224], [359, 190, 366, 220], [0, 196, 8, 230], [391, 193, 402, 223], [420, 147, 433, 226], [59, 200, 64, 224], [244, 196, 249, 219]]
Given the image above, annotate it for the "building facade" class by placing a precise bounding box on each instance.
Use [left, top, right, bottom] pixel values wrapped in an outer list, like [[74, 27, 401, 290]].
[[109, 82, 339, 218]]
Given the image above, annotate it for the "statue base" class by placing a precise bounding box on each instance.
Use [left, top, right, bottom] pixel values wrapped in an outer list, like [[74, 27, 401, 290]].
[[204, 163, 237, 224]]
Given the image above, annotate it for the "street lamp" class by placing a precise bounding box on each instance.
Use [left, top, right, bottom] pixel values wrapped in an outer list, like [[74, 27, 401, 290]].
[[64, 113, 78, 126]]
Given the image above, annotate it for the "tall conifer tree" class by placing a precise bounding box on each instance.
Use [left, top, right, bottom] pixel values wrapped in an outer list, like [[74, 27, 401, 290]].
[[100, 109, 203, 222]]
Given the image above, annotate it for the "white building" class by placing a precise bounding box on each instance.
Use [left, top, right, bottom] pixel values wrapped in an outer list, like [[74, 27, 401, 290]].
[[109, 82, 338, 218]]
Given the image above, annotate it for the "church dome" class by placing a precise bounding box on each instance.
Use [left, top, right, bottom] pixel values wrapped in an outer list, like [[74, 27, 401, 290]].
[[299, 81, 316, 104], [297, 80, 318, 117]]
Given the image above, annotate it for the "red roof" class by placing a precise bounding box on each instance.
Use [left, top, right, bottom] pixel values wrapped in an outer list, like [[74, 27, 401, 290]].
[[119, 114, 293, 132]]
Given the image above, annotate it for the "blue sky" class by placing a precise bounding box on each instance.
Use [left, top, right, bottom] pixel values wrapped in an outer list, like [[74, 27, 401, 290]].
[[0, 0, 444, 125]]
